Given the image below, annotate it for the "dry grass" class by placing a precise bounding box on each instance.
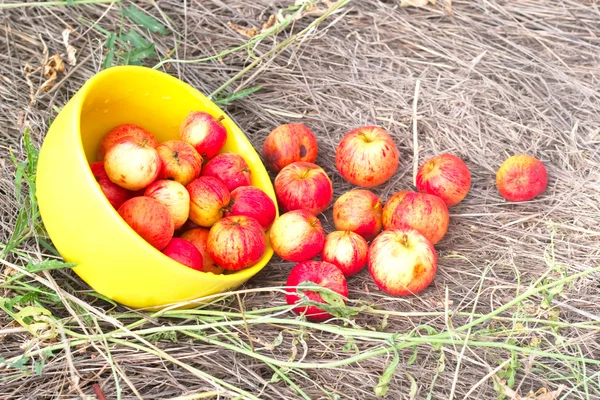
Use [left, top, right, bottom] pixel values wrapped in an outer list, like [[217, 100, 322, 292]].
[[1, 0, 600, 399]]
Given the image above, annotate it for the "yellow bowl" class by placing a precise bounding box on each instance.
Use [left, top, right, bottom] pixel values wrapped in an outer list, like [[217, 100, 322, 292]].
[[36, 65, 278, 309]]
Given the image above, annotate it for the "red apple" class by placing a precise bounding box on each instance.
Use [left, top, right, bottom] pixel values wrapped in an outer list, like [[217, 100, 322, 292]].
[[274, 162, 333, 215], [285, 260, 348, 322], [335, 126, 399, 187], [262, 123, 318, 172], [321, 231, 369, 277], [201, 152, 251, 191], [496, 154, 548, 202], [368, 228, 437, 296], [382, 191, 449, 245], [180, 228, 224, 274], [162, 238, 203, 271], [156, 140, 203, 186], [117, 197, 174, 250], [269, 210, 325, 262], [333, 189, 383, 241], [90, 161, 133, 209], [104, 137, 161, 191], [97, 123, 158, 161], [144, 180, 190, 230], [207, 215, 266, 271], [186, 176, 231, 227], [416, 154, 471, 207], [180, 111, 227, 160], [223, 186, 277, 230]]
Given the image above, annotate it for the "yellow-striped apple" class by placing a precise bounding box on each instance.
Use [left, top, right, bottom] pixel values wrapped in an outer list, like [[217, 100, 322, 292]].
[[144, 180, 190, 230], [156, 140, 203, 186], [117, 197, 174, 250], [496, 154, 548, 202], [180, 111, 227, 160], [162, 238, 203, 271], [90, 161, 133, 209], [202, 152, 251, 191], [97, 123, 158, 161], [382, 191, 449, 244], [269, 210, 325, 262], [262, 123, 318, 172], [274, 162, 333, 215], [335, 126, 399, 187], [416, 154, 471, 207], [207, 215, 266, 270], [321, 231, 369, 277], [104, 137, 161, 191], [180, 228, 224, 274], [186, 176, 230, 227], [285, 260, 348, 322], [333, 189, 383, 241], [223, 186, 277, 230], [369, 228, 437, 296]]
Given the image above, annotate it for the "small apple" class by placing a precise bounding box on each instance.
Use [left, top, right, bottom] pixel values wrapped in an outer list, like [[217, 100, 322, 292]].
[[201, 152, 251, 191], [321, 231, 369, 277], [285, 260, 348, 322], [180, 111, 227, 160], [368, 228, 437, 296], [416, 154, 471, 207], [180, 228, 224, 274], [144, 180, 190, 230], [496, 154, 548, 202], [269, 210, 325, 262], [262, 123, 318, 173], [90, 161, 133, 209], [207, 215, 266, 271], [186, 176, 231, 227], [97, 123, 158, 161], [162, 238, 203, 271], [274, 162, 333, 215], [335, 126, 399, 187], [223, 186, 277, 230], [156, 140, 203, 186], [333, 189, 383, 241], [117, 197, 174, 250], [382, 191, 449, 245], [104, 137, 161, 191]]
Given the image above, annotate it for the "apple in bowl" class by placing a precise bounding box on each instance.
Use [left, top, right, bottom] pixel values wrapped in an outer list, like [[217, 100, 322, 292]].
[[207, 215, 266, 271], [156, 140, 203, 186], [202, 152, 251, 191]]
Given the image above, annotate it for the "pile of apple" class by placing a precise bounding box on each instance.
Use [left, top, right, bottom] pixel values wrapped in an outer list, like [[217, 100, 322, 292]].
[[261, 124, 548, 322], [90, 112, 277, 274]]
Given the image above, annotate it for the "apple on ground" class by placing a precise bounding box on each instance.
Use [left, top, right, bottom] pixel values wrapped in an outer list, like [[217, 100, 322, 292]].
[[104, 137, 161, 191], [335, 126, 399, 187], [97, 123, 158, 161], [333, 189, 383, 241], [207, 215, 266, 270], [321, 231, 369, 277], [496, 154, 548, 202], [162, 238, 203, 271], [223, 186, 277, 230], [90, 161, 133, 209], [285, 260, 348, 322], [382, 191, 449, 244], [156, 140, 203, 186], [144, 180, 190, 230], [262, 123, 318, 173], [269, 210, 325, 262], [180, 111, 227, 160], [416, 154, 471, 207], [186, 176, 231, 227], [117, 197, 174, 250], [202, 152, 251, 191], [369, 228, 437, 296], [180, 228, 224, 274], [274, 161, 333, 215]]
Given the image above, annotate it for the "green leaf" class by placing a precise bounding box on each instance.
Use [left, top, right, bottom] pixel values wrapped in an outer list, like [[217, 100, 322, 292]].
[[103, 33, 116, 69], [374, 346, 400, 397], [122, 5, 169, 35], [9, 357, 29, 371], [124, 43, 156, 63], [296, 282, 359, 319], [119, 29, 150, 49], [26, 259, 75, 273], [407, 346, 418, 365], [272, 331, 283, 347], [406, 372, 418, 400], [214, 86, 262, 106], [34, 358, 45, 375]]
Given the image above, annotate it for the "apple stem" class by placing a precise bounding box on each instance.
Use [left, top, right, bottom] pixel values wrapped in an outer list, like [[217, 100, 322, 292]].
[[140, 138, 148, 147], [401, 234, 409, 246], [217, 115, 225, 122]]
